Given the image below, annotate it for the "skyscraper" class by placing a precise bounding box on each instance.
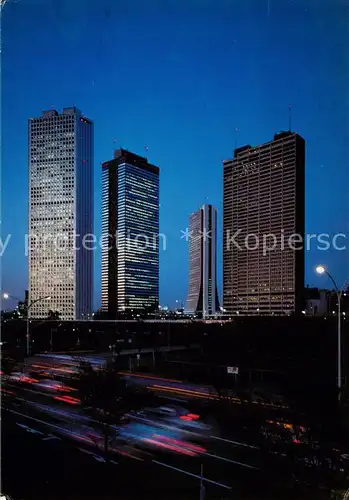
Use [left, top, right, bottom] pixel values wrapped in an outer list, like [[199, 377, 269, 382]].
[[186, 204, 219, 316], [101, 149, 159, 316], [223, 131, 305, 316], [29, 107, 93, 320]]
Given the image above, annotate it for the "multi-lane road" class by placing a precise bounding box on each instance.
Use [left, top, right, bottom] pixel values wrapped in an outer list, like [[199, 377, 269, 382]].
[[1, 355, 341, 499], [2, 379, 262, 486]]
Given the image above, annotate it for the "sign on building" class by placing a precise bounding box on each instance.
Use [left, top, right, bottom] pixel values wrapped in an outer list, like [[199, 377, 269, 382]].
[[227, 366, 239, 375]]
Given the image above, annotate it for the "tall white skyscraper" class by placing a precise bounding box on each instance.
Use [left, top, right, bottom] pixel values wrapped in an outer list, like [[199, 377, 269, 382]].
[[29, 107, 93, 320], [186, 204, 219, 317]]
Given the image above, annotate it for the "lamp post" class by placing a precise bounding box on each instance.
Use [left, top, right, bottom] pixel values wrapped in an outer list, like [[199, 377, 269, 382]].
[[315, 265, 347, 402], [3, 293, 51, 357]]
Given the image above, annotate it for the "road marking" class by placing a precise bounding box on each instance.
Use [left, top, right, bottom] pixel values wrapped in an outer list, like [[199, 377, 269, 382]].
[[78, 448, 99, 456], [7, 408, 118, 461], [9, 408, 119, 466], [202, 451, 259, 469], [10, 409, 256, 474], [153, 460, 232, 490], [9, 408, 69, 433], [25, 399, 99, 424], [5, 393, 102, 434], [78, 448, 106, 463], [7, 383, 56, 399], [210, 435, 259, 449], [16, 422, 44, 435], [42, 434, 62, 441]]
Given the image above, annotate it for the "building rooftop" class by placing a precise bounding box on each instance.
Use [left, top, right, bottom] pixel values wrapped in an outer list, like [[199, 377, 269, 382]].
[[102, 149, 159, 174], [228, 131, 300, 160]]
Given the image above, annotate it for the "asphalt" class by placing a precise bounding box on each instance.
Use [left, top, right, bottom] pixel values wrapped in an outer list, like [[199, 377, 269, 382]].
[[2, 414, 330, 500], [1, 374, 337, 500], [2, 413, 200, 500]]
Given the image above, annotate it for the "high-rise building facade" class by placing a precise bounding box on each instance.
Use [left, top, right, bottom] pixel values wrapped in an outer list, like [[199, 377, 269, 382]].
[[29, 107, 93, 320], [186, 204, 219, 316], [223, 131, 305, 316], [101, 149, 159, 316]]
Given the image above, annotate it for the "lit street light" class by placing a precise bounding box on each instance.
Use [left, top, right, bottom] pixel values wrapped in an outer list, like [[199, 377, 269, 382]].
[[315, 265, 348, 402], [315, 265, 326, 276], [2, 292, 51, 356]]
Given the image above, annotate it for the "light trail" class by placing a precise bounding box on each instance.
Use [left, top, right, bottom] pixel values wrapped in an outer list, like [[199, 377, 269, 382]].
[[26, 359, 288, 409], [3, 389, 277, 458], [120, 371, 184, 384], [25, 400, 97, 424], [8, 384, 68, 398], [124, 412, 205, 440], [142, 437, 197, 456], [53, 395, 80, 405], [147, 383, 287, 409], [7, 383, 60, 400], [6, 407, 258, 474], [4, 381, 267, 454], [5, 407, 80, 436], [148, 384, 219, 400]]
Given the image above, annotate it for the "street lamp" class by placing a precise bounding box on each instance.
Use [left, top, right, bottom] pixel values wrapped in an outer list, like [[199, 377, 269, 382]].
[[2, 293, 51, 356], [315, 265, 348, 401]]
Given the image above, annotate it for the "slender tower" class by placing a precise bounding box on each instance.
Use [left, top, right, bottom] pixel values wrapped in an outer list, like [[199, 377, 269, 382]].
[[186, 204, 219, 317]]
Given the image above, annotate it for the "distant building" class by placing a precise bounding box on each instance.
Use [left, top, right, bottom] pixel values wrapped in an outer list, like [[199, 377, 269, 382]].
[[304, 287, 349, 317], [29, 107, 93, 320], [328, 289, 349, 317], [304, 287, 328, 316], [186, 204, 219, 316], [18, 290, 28, 318], [101, 149, 160, 316], [223, 131, 305, 316]]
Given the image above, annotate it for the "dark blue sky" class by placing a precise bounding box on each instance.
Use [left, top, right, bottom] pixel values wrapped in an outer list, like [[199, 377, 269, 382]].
[[2, 0, 349, 310]]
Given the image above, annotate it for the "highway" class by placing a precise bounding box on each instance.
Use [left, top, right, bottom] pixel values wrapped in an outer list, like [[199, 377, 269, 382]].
[[1, 411, 332, 500], [25, 352, 288, 410], [1, 359, 281, 498], [2, 354, 344, 499], [2, 412, 203, 500], [2, 379, 264, 486]]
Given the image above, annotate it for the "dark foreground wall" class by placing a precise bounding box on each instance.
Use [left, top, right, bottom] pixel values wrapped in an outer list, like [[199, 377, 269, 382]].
[[2, 316, 347, 406]]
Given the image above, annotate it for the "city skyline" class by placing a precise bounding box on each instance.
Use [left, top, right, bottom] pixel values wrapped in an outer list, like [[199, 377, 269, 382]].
[[2, 0, 348, 310]]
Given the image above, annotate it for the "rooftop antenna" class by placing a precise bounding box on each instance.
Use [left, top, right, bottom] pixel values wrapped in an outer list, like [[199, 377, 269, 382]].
[[288, 104, 292, 132], [234, 127, 239, 151], [113, 138, 122, 151]]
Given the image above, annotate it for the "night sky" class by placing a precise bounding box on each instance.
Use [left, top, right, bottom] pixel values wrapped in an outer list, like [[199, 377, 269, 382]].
[[2, 0, 348, 311]]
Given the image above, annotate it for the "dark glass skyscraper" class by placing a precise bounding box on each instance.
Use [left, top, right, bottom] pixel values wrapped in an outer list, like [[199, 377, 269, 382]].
[[186, 204, 219, 317], [101, 149, 159, 316]]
